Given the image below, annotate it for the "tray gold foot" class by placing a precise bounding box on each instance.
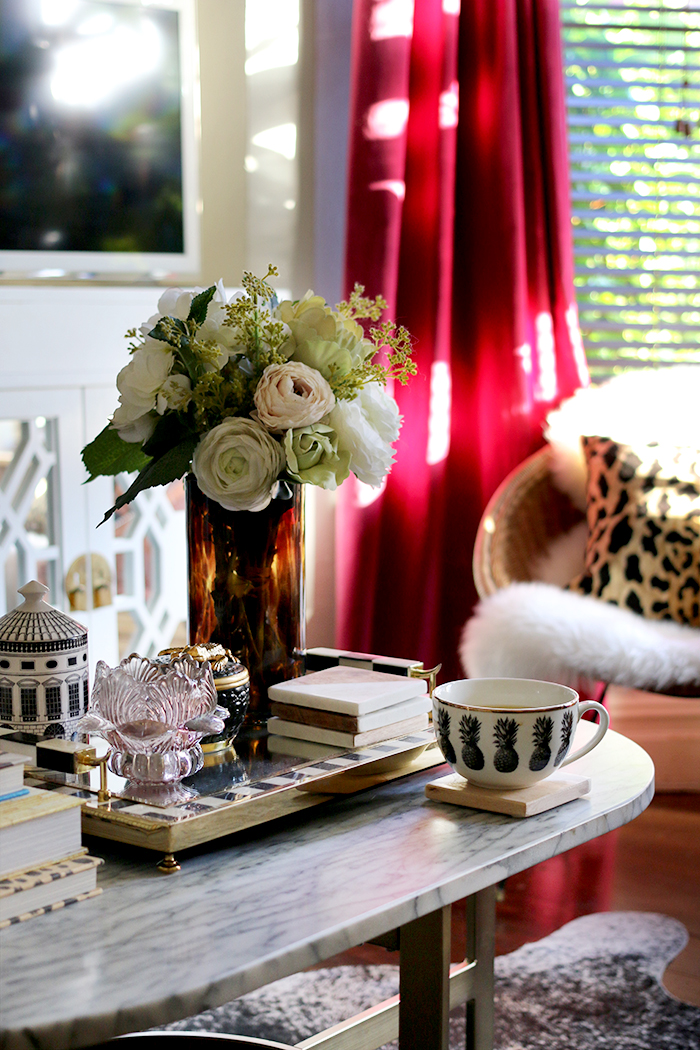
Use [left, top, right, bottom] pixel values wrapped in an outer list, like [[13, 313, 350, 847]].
[[157, 853, 181, 874]]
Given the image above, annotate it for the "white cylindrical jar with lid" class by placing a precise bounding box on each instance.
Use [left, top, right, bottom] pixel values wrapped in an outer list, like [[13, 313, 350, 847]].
[[0, 581, 89, 739]]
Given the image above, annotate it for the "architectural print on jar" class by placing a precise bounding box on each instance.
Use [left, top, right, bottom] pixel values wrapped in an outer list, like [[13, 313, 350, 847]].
[[0, 581, 89, 739]]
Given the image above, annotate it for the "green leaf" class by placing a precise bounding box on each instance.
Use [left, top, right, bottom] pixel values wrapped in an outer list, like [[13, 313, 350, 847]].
[[148, 317, 188, 347], [99, 437, 198, 525], [188, 286, 217, 326], [82, 425, 151, 481], [141, 412, 194, 460]]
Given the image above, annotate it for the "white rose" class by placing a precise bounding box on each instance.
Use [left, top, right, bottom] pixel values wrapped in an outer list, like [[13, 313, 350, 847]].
[[110, 406, 158, 444], [192, 417, 285, 512], [141, 281, 236, 368], [254, 362, 335, 431], [156, 374, 192, 415], [116, 344, 174, 414], [326, 383, 402, 487]]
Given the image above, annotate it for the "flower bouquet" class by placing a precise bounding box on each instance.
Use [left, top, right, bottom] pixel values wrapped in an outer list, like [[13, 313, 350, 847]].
[[82, 266, 415, 723], [82, 265, 415, 518]]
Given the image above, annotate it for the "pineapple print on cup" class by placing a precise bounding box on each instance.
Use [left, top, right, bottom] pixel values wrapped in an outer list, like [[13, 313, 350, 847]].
[[435, 707, 457, 765], [459, 714, 485, 770], [554, 710, 575, 766], [529, 715, 554, 771], [493, 717, 519, 773]]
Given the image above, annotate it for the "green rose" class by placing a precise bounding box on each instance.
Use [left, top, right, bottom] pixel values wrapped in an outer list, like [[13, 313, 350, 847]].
[[291, 338, 353, 381], [284, 424, 351, 490]]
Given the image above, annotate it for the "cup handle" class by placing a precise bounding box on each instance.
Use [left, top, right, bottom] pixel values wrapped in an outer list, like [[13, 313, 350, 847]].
[[559, 701, 610, 768]]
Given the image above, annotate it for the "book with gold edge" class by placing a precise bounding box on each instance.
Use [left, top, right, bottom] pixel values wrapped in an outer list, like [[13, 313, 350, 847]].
[[0, 786, 84, 878]]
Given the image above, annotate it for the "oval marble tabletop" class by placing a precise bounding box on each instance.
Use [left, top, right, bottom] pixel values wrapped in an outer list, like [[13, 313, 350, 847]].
[[0, 725, 654, 1050]]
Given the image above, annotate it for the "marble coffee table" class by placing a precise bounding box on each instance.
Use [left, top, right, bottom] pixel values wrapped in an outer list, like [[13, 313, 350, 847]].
[[0, 724, 654, 1050]]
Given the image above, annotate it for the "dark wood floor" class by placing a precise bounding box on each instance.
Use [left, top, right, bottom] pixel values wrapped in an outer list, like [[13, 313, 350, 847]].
[[491, 791, 700, 1005], [323, 792, 700, 1006]]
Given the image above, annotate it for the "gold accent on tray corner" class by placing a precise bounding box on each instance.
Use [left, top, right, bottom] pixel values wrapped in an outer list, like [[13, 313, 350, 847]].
[[75, 748, 111, 803], [409, 664, 442, 696]]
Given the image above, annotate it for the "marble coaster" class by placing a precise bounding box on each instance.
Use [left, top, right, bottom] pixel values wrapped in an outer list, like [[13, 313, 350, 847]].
[[425, 771, 591, 817], [267, 712, 429, 749], [267, 666, 427, 715]]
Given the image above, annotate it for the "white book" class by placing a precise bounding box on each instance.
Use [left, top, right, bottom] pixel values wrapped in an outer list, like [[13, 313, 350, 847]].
[[0, 752, 28, 796], [0, 787, 84, 878], [268, 666, 427, 715], [267, 712, 429, 749]]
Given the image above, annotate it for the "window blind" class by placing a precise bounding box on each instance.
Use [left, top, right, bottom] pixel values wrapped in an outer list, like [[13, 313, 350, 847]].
[[561, 1, 700, 378]]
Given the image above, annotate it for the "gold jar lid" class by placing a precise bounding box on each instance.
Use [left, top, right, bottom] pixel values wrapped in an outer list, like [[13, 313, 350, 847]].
[[158, 643, 249, 688]]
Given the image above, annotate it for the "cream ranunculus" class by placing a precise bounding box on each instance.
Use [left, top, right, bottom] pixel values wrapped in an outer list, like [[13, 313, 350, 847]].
[[192, 417, 285, 512], [116, 343, 174, 415], [326, 382, 402, 487], [283, 424, 351, 490], [290, 338, 353, 382], [156, 374, 192, 415], [254, 362, 335, 431], [277, 291, 371, 369]]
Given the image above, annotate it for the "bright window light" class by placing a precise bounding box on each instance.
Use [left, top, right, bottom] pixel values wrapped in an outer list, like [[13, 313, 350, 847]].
[[535, 312, 556, 402], [245, 0, 299, 50], [439, 82, 459, 129], [370, 0, 413, 41], [355, 477, 387, 508], [245, 35, 298, 76], [252, 123, 297, 160], [40, 0, 79, 26], [369, 179, 406, 200], [364, 99, 410, 141], [426, 361, 452, 466], [50, 18, 162, 108]]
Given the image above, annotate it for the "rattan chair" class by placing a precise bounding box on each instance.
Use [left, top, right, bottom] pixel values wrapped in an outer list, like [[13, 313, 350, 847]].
[[472, 445, 585, 599]]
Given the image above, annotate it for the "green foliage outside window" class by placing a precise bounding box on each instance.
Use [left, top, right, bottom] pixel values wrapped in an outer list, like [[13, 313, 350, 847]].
[[562, 0, 700, 379]]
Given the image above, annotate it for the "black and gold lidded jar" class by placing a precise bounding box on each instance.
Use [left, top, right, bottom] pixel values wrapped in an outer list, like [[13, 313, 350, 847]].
[[157, 643, 250, 752]]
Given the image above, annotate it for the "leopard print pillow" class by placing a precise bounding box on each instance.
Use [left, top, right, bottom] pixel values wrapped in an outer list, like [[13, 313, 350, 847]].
[[568, 436, 700, 627]]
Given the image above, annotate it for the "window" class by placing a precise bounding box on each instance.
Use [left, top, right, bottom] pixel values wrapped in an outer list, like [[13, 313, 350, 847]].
[[562, 1, 700, 378], [68, 681, 80, 718], [45, 684, 62, 720], [0, 684, 12, 721], [21, 686, 37, 722], [83, 677, 89, 713]]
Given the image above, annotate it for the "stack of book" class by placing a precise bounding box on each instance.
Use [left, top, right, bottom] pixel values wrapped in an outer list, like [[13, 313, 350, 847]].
[[266, 665, 430, 756], [0, 751, 29, 802], [0, 754, 102, 928]]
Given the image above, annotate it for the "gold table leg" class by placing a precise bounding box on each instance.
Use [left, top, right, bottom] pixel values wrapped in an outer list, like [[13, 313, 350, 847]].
[[398, 905, 452, 1050], [465, 886, 496, 1050], [396, 885, 496, 1050]]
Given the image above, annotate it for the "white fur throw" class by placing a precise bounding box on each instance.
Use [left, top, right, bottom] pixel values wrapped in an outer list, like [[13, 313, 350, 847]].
[[461, 582, 700, 693], [543, 364, 700, 511]]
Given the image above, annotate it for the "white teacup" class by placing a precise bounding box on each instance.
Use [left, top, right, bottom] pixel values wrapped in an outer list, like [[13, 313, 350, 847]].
[[432, 678, 609, 790]]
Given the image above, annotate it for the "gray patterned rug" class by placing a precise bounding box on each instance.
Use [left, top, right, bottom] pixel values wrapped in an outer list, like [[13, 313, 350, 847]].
[[163, 912, 700, 1049]]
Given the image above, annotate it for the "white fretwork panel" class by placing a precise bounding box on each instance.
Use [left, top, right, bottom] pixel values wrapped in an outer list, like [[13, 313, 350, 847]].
[[113, 476, 187, 660], [0, 390, 187, 678], [0, 416, 61, 613]]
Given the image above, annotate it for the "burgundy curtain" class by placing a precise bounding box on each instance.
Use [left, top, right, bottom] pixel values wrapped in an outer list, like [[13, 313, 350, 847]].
[[338, 0, 589, 681]]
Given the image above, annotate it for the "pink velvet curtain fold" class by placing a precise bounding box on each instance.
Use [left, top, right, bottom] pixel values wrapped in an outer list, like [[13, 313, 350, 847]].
[[338, 0, 589, 681]]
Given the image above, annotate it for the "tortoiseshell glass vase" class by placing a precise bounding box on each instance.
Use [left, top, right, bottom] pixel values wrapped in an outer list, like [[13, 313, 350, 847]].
[[186, 474, 305, 728]]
